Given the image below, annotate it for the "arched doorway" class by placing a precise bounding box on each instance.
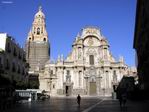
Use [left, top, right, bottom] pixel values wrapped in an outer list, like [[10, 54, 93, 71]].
[[63, 83, 73, 96], [89, 76, 97, 95]]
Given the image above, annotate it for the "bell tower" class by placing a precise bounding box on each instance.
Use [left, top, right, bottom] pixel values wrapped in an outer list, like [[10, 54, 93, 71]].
[[26, 6, 50, 73]]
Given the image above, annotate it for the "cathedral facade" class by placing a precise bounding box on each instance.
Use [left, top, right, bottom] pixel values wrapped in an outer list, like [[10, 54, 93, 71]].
[[26, 7, 136, 96]]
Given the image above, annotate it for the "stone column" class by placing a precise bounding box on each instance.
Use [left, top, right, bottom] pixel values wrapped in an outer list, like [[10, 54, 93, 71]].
[[97, 73, 102, 95], [105, 70, 109, 94], [85, 77, 89, 95], [96, 77, 100, 95]]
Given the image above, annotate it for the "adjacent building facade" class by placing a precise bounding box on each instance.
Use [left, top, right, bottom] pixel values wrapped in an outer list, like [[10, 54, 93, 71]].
[[26, 6, 136, 96], [133, 0, 149, 97], [0, 33, 28, 88]]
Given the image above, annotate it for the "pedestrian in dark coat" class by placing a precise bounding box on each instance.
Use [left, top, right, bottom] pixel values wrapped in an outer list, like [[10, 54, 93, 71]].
[[77, 94, 81, 106]]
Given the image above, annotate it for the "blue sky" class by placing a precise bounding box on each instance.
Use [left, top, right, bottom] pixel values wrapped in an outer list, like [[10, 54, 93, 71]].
[[0, 0, 137, 66]]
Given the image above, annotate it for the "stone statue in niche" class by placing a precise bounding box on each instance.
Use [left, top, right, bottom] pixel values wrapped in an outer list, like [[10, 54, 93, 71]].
[[66, 74, 71, 83], [78, 47, 82, 59], [88, 37, 93, 46]]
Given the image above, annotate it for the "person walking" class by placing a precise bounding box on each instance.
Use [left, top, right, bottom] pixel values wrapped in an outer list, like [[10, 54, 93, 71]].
[[122, 91, 127, 107], [117, 87, 123, 108], [77, 94, 81, 107], [118, 88, 127, 109]]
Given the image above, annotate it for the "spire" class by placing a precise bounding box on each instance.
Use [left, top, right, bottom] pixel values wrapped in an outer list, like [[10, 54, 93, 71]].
[[27, 6, 48, 42], [39, 6, 42, 11], [35, 5, 45, 19]]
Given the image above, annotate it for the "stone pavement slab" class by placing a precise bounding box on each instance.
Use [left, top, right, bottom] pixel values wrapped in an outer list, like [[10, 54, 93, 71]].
[[3, 97, 149, 112], [5, 97, 101, 112], [89, 98, 149, 112]]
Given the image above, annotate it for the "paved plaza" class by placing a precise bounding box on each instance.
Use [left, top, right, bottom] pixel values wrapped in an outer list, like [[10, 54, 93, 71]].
[[4, 96, 149, 112]]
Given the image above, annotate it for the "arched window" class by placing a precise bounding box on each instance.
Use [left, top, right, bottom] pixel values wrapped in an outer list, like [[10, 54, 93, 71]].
[[5, 59, 9, 69], [37, 28, 40, 35], [43, 38, 46, 41], [13, 47, 17, 56], [7, 43, 11, 53], [89, 55, 94, 65]]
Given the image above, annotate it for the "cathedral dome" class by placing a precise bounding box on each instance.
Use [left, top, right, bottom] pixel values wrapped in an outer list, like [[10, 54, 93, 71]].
[[35, 6, 45, 18]]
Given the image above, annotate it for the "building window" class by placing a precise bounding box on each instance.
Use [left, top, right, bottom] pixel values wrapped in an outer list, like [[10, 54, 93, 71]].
[[23, 53, 26, 62], [13, 47, 17, 56], [53, 84, 55, 89], [18, 51, 22, 59], [43, 38, 46, 41], [51, 70, 53, 74], [67, 70, 70, 75], [17, 65, 20, 73], [89, 55, 94, 65], [37, 28, 40, 35], [104, 48, 107, 59], [7, 43, 11, 53], [66, 70, 71, 83], [12, 62, 16, 72], [79, 71, 82, 87], [5, 59, 9, 70], [34, 27, 36, 32]]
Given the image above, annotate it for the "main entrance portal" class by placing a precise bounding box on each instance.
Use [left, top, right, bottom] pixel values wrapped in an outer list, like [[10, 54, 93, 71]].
[[63, 82, 73, 96], [89, 82, 96, 95]]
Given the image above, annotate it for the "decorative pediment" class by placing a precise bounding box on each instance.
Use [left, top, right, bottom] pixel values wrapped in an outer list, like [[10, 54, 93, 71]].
[[81, 27, 102, 39]]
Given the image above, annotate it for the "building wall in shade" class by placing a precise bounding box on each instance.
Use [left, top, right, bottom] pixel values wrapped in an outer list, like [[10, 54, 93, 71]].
[[134, 0, 149, 91]]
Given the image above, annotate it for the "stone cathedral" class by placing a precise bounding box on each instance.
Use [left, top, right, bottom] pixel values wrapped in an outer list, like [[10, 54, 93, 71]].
[[26, 7, 136, 96]]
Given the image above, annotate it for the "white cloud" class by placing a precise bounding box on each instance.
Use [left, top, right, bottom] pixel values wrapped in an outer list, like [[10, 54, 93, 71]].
[[1, 1, 13, 4]]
